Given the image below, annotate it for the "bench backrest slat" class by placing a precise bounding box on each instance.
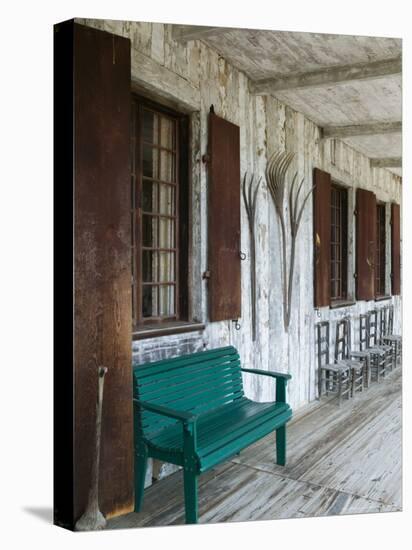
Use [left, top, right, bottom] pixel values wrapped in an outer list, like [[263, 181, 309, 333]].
[[133, 346, 244, 437]]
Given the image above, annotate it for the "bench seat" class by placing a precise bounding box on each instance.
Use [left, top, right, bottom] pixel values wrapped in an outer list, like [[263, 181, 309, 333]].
[[147, 397, 292, 473]]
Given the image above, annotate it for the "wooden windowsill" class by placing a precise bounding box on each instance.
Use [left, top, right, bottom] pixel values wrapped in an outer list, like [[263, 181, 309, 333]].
[[132, 321, 205, 340], [375, 295, 392, 302], [330, 299, 356, 309]]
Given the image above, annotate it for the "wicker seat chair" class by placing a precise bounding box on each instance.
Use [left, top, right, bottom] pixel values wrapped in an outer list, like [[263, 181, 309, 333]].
[[335, 318, 368, 395], [381, 304, 402, 368], [316, 321, 351, 406], [365, 310, 392, 382]]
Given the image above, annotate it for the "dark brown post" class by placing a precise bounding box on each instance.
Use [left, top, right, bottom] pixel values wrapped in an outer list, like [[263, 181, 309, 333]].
[[54, 20, 133, 529]]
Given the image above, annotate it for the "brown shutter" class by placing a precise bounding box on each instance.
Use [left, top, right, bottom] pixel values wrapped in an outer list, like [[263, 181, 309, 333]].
[[356, 188, 377, 300], [207, 110, 241, 321], [55, 21, 133, 526], [313, 168, 331, 307], [391, 203, 401, 295]]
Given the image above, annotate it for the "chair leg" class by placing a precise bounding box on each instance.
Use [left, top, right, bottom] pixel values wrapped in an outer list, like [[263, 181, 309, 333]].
[[350, 369, 355, 398], [134, 444, 148, 512], [276, 425, 286, 466], [338, 374, 343, 406], [376, 356, 381, 382], [183, 469, 198, 524], [366, 357, 371, 388]]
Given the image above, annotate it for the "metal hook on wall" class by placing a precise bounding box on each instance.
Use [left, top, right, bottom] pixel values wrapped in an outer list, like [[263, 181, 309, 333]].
[[232, 319, 241, 330]]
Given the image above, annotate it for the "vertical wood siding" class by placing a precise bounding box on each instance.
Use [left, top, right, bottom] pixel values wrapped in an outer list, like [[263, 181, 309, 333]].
[[75, 18, 402, 481]]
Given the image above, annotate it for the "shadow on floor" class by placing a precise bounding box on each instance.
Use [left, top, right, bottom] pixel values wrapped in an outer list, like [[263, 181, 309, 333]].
[[23, 506, 53, 524]]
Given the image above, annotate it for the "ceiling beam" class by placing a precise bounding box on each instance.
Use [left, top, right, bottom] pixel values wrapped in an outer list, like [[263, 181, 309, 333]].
[[172, 25, 228, 43], [370, 157, 402, 168], [250, 56, 402, 94], [322, 121, 402, 139]]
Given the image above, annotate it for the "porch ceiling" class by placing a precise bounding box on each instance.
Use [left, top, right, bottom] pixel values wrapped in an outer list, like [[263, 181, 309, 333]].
[[174, 26, 402, 178]]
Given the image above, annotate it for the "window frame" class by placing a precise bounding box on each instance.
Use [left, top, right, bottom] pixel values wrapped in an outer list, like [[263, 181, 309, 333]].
[[330, 182, 349, 303], [131, 93, 191, 335], [375, 202, 386, 298]]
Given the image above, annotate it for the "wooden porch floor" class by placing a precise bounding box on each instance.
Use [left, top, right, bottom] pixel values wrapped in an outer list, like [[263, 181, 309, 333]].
[[108, 367, 402, 528]]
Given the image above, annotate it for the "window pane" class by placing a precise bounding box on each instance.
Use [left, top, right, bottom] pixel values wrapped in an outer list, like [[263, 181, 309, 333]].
[[159, 217, 175, 248], [142, 215, 158, 248], [142, 110, 158, 144], [142, 285, 158, 317], [131, 177, 136, 209], [159, 184, 175, 216], [331, 223, 336, 243], [159, 285, 175, 316], [160, 117, 175, 150], [159, 150, 175, 183], [330, 185, 347, 300], [159, 252, 175, 282], [142, 181, 158, 213], [143, 250, 158, 282], [143, 145, 158, 178], [375, 204, 386, 296]]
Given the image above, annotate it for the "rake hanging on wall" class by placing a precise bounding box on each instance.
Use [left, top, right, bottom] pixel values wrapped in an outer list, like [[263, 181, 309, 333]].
[[242, 172, 262, 341], [266, 151, 314, 331]]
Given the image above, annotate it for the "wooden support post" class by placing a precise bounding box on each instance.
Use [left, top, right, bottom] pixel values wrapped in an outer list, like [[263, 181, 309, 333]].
[[54, 20, 133, 529]]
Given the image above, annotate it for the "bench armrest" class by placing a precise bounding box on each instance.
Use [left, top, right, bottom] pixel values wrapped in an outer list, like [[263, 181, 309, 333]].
[[241, 368, 291, 403], [241, 367, 291, 381], [133, 398, 198, 424]]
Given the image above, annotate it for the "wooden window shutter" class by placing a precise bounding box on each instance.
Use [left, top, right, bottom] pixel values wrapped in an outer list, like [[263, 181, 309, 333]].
[[391, 203, 401, 295], [207, 109, 241, 321], [55, 21, 133, 527], [356, 188, 377, 300], [313, 168, 331, 308]]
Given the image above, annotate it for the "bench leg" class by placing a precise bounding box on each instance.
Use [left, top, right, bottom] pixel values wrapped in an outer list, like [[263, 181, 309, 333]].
[[183, 469, 198, 524], [134, 445, 148, 513], [276, 425, 286, 466]]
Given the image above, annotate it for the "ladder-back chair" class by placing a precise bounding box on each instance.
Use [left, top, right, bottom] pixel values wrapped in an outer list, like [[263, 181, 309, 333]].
[[316, 321, 351, 406], [366, 310, 391, 381], [381, 304, 402, 367], [335, 318, 367, 395]]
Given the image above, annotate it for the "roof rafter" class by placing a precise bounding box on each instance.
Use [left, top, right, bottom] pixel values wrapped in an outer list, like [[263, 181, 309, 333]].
[[172, 25, 228, 43], [322, 121, 402, 139], [370, 157, 402, 168], [250, 56, 402, 94]]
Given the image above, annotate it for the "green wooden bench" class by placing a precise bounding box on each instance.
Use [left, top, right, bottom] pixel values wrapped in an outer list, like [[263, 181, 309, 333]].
[[132, 345, 292, 524]]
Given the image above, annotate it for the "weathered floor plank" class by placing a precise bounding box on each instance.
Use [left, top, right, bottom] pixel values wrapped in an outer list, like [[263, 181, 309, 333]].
[[233, 368, 401, 490], [108, 368, 402, 528]]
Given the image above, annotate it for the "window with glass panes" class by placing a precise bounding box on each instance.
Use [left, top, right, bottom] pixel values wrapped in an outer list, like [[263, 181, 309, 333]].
[[131, 96, 189, 329], [375, 203, 386, 296], [330, 184, 348, 301]]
